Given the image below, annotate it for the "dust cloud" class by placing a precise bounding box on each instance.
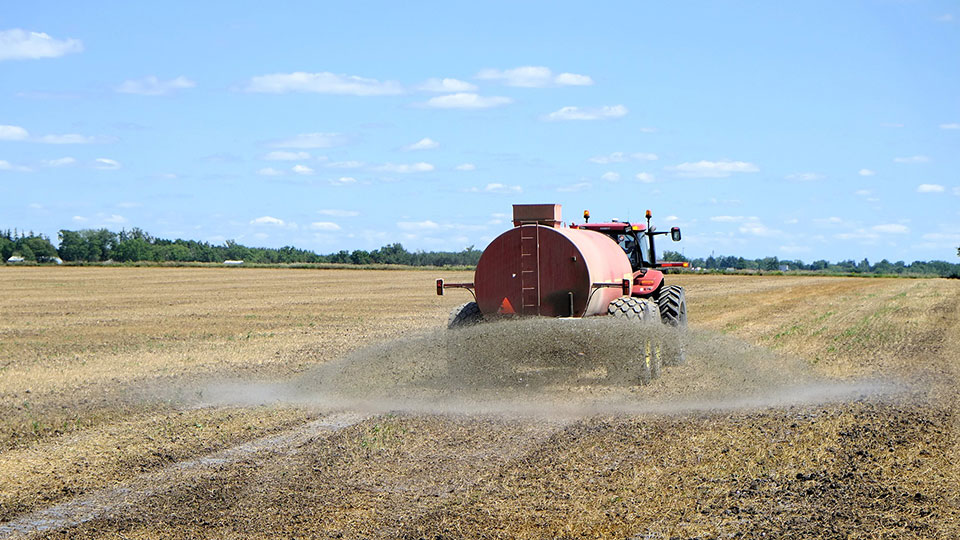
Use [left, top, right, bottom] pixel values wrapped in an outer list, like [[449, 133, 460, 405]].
[[199, 318, 900, 418]]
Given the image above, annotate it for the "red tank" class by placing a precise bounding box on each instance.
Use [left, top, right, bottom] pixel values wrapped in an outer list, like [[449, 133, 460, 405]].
[[474, 215, 632, 318]]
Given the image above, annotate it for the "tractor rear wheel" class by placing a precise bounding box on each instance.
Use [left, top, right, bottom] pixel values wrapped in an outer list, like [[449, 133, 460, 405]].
[[448, 301, 483, 329], [656, 285, 687, 328], [607, 296, 660, 322], [655, 285, 687, 366]]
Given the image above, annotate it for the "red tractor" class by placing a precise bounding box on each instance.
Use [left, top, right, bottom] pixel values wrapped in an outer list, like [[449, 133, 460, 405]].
[[437, 204, 688, 329]]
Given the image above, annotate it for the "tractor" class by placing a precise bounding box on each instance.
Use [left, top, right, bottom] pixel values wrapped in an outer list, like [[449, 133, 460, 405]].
[[437, 204, 687, 329]]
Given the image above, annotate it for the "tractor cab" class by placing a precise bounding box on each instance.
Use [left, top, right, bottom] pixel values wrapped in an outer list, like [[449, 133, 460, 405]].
[[572, 210, 684, 273], [573, 221, 649, 272]]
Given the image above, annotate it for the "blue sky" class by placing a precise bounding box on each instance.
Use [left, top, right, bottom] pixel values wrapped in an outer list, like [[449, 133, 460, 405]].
[[2, 1, 958, 261]]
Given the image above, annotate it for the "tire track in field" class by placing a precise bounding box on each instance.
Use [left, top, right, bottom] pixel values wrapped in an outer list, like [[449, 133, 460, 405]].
[[0, 411, 370, 539]]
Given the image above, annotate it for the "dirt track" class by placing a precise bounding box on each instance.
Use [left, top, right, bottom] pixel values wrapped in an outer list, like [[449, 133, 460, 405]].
[[0, 268, 957, 538]]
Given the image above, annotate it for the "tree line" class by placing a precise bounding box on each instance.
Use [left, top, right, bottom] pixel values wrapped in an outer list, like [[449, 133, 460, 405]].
[[661, 250, 960, 277], [1, 228, 482, 267], [2, 227, 958, 276]]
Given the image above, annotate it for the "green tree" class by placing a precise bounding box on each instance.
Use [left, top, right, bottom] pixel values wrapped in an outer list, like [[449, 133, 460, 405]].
[[21, 235, 58, 259], [85, 229, 117, 261], [114, 238, 152, 262], [759, 256, 780, 271], [0, 237, 13, 260], [17, 243, 35, 261], [350, 250, 372, 265], [661, 250, 687, 262], [58, 230, 89, 261]]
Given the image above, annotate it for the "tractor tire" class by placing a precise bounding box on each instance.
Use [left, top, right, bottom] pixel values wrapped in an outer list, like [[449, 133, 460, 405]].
[[656, 285, 687, 328], [607, 296, 660, 322], [448, 301, 483, 329]]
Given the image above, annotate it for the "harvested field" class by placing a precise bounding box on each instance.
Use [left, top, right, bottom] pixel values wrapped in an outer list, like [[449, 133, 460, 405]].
[[0, 267, 957, 538]]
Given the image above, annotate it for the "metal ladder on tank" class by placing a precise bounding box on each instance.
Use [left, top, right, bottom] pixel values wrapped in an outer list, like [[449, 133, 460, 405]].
[[519, 222, 540, 315]]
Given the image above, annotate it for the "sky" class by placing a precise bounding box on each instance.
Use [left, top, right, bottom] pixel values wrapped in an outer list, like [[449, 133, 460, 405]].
[[1, 1, 958, 262]]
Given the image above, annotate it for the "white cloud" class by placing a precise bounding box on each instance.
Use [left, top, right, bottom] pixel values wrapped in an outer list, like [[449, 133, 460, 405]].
[[250, 216, 285, 226], [601, 171, 620, 182], [554, 72, 594, 86], [41, 157, 76, 167], [93, 158, 121, 170], [668, 160, 759, 178], [855, 189, 872, 196], [589, 152, 658, 164], [833, 229, 880, 244], [872, 223, 909, 234], [116, 201, 141, 209], [116, 75, 195, 96], [469, 183, 522, 194], [557, 182, 592, 192], [544, 105, 628, 121], [326, 160, 364, 169], [72, 215, 87, 222], [269, 132, 348, 149], [0, 159, 31, 172], [422, 93, 513, 109], [402, 137, 439, 151], [814, 217, 845, 225], [476, 66, 593, 87], [36, 133, 99, 144], [292, 164, 314, 175], [954, 187, 960, 196], [921, 232, 960, 242], [936, 14, 954, 22], [310, 221, 341, 231], [893, 155, 930, 164], [917, 183, 945, 193], [104, 214, 127, 224], [785, 172, 824, 181], [0, 125, 29, 140], [245, 71, 403, 95], [454, 163, 476, 171], [940, 123, 960, 130], [257, 167, 284, 176], [374, 162, 434, 173], [331, 176, 356, 185], [634, 173, 655, 183], [318, 209, 359, 217], [739, 220, 780, 237], [418, 78, 476, 92], [397, 220, 440, 230], [858, 169, 876, 176], [264, 151, 310, 161], [0, 29, 83, 61]]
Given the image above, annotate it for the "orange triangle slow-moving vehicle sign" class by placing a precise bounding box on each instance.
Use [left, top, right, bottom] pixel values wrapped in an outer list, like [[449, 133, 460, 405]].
[[498, 296, 515, 314]]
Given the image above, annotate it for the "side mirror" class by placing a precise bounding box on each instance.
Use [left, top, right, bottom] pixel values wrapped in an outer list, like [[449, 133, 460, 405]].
[[671, 227, 681, 241]]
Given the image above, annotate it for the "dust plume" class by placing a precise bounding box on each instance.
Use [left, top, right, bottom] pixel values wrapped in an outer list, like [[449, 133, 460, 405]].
[[200, 318, 900, 417]]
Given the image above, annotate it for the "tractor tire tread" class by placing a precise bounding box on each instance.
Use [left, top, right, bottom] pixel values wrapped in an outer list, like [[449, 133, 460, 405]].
[[656, 285, 687, 328], [448, 301, 483, 329]]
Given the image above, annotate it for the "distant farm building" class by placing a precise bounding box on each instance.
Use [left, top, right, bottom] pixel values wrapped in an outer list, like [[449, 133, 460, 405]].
[[6, 256, 25, 264], [223, 260, 244, 266]]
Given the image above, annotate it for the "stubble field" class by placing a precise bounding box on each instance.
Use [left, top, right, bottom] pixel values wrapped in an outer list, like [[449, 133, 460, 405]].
[[0, 267, 957, 539]]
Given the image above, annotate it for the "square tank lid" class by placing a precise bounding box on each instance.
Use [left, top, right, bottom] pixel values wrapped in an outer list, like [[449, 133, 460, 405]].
[[512, 204, 562, 227]]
